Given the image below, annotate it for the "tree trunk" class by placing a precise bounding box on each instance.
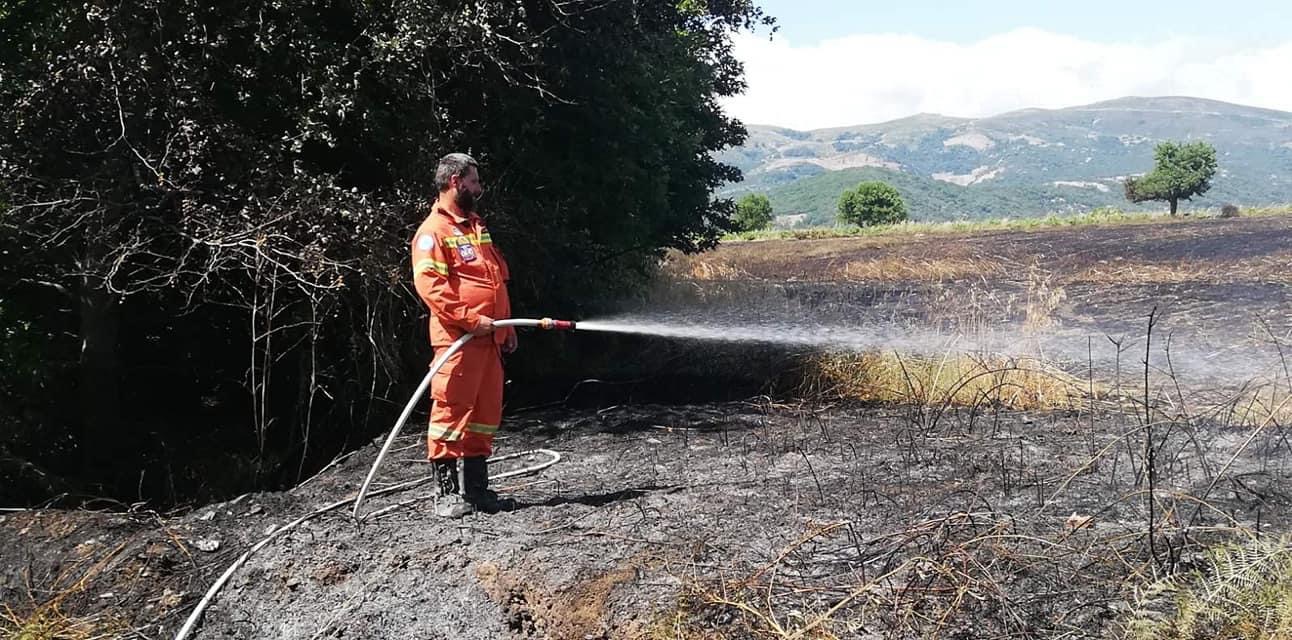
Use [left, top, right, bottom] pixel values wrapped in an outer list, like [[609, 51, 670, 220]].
[[1169, 198, 1178, 216], [79, 274, 123, 483]]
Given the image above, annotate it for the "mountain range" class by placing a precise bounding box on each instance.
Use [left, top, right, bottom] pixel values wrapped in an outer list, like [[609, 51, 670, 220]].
[[717, 96, 1292, 225]]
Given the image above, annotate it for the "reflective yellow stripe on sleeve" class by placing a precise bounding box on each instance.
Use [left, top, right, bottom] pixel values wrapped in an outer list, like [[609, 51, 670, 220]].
[[415, 258, 449, 276]]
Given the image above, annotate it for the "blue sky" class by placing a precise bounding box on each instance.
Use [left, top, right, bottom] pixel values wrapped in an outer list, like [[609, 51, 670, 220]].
[[726, 1, 1292, 128], [754, 0, 1292, 46]]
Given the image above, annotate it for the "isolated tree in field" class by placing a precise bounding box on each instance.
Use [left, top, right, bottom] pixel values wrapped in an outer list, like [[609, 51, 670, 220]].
[[733, 193, 774, 231], [838, 181, 907, 227], [1123, 141, 1218, 216]]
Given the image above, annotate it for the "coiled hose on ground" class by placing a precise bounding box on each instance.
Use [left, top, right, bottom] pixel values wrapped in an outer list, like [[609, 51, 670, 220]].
[[174, 318, 577, 640]]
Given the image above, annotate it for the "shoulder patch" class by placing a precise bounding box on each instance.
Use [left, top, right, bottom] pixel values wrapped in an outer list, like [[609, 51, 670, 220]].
[[417, 234, 435, 251]]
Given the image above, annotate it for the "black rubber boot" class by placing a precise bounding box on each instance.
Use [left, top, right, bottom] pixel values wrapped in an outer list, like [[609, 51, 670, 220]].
[[432, 458, 472, 518], [461, 457, 516, 514]]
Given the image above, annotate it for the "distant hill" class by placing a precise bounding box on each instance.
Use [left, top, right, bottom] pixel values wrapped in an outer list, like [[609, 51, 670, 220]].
[[719, 97, 1292, 225]]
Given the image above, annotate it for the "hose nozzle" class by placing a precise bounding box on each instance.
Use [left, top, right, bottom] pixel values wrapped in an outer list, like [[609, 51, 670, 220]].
[[539, 318, 576, 331]]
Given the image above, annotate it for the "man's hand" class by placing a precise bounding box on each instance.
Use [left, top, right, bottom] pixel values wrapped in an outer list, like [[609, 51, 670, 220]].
[[470, 315, 495, 337], [502, 331, 518, 354]]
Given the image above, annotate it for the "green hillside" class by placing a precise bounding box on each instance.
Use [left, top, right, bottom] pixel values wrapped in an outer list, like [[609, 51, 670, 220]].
[[763, 167, 1129, 225], [723, 97, 1292, 225]]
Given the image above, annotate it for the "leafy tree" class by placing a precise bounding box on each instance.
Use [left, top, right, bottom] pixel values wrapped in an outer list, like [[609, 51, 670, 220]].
[[838, 181, 907, 226], [1124, 141, 1218, 215], [0, 0, 772, 504], [733, 193, 774, 231]]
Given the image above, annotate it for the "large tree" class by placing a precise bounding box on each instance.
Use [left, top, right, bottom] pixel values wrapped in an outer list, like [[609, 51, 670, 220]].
[[1124, 141, 1218, 216], [0, 0, 772, 504]]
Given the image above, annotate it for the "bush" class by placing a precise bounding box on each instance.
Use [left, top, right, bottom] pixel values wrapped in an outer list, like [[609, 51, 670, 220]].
[[733, 194, 774, 231], [837, 181, 907, 227], [1220, 203, 1240, 218]]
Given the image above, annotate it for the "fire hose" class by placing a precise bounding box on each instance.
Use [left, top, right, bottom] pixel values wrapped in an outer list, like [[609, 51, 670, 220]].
[[175, 317, 577, 640], [352, 316, 576, 519]]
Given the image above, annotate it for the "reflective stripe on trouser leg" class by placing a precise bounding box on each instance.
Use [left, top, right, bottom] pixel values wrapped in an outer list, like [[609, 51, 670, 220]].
[[428, 342, 503, 460]]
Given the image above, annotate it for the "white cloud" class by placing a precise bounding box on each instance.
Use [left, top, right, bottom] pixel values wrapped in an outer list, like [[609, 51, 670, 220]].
[[722, 28, 1292, 129]]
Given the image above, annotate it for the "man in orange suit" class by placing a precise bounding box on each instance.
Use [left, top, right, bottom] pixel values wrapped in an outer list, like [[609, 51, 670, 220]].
[[411, 153, 518, 518]]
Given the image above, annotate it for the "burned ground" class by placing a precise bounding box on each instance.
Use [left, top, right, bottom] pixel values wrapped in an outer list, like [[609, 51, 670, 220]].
[[660, 213, 1292, 386], [4, 214, 1292, 639], [674, 215, 1292, 285], [4, 400, 1289, 639]]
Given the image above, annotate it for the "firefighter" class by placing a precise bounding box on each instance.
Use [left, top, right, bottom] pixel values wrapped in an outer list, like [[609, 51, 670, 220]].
[[411, 153, 518, 518]]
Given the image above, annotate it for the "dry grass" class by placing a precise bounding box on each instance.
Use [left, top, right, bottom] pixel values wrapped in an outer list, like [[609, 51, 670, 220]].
[[0, 603, 107, 640], [1208, 385, 1292, 428], [0, 542, 133, 640], [1024, 269, 1067, 331], [680, 252, 1018, 284], [477, 559, 645, 640], [662, 512, 1083, 640], [677, 249, 1292, 290], [663, 520, 1292, 640], [684, 260, 751, 281], [1066, 254, 1292, 286], [838, 256, 1006, 283], [799, 350, 1086, 412], [799, 347, 1292, 431]]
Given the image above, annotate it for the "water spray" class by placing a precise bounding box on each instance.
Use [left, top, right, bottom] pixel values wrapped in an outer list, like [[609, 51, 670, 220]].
[[351, 317, 577, 520]]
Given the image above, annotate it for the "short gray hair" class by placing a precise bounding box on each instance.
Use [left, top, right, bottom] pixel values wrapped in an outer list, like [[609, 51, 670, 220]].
[[434, 153, 478, 192]]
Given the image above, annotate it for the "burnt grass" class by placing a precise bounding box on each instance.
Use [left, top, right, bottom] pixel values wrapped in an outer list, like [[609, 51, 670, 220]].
[[4, 213, 1292, 639]]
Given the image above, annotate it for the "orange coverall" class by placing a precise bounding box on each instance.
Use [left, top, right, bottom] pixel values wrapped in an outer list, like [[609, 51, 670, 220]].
[[411, 205, 516, 460]]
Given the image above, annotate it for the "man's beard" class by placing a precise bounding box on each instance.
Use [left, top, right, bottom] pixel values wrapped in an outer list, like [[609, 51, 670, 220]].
[[455, 189, 478, 212]]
